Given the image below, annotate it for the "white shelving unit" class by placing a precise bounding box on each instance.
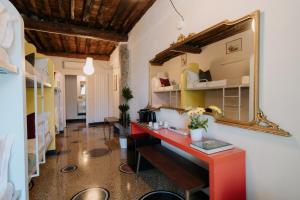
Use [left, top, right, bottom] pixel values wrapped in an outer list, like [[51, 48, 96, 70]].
[[152, 88, 181, 107], [0, 1, 28, 200], [186, 83, 249, 120], [25, 60, 52, 182], [222, 86, 244, 120]]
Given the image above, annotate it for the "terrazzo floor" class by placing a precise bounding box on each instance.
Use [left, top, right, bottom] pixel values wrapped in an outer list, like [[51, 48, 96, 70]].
[[29, 123, 183, 200]]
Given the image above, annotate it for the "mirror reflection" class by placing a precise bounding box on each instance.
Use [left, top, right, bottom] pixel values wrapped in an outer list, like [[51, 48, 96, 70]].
[[150, 18, 255, 122]]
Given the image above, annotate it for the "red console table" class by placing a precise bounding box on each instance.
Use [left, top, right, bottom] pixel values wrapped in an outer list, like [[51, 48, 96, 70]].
[[131, 122, 246, 200]]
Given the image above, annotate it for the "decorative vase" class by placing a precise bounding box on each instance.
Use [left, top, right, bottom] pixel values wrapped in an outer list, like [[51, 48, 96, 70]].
[[190, 128, 205, 141]]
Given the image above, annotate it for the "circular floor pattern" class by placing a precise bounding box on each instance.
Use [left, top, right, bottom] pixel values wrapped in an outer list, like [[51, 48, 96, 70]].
[[71, 187, 109, 200], [85, 148, 109, 158], [60, 164, 78, 173], [119, 162, 135, 174], [139, 191, 184, 200]]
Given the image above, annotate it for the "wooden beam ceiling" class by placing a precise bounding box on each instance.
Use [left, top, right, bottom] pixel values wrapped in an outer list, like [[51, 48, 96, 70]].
[[12, 0, 156, 59], [38, 51, 110, 61], [23, 16, 128, 42], [70, 0, 75, 20]]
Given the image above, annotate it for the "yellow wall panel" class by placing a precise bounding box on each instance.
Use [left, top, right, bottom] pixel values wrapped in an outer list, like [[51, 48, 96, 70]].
[[180, 63, 205, 108]]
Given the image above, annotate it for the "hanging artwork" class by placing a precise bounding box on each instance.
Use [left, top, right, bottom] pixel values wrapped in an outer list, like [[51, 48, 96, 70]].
[[181, 53, 187, 66], [226, 38, 242, 54]]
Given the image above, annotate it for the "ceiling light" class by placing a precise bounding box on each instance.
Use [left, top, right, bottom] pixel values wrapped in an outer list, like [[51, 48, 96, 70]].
[[83, 57, 94, 75]]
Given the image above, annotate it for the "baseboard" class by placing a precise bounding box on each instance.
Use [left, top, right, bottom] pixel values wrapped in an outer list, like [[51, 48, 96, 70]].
[[46, 150, 57, 156], [66, 119, 86, 123], [88, 122, 106, 127]]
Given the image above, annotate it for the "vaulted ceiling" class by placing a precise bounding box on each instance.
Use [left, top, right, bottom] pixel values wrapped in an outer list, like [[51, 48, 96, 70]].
[[10, 0, 156, 60]]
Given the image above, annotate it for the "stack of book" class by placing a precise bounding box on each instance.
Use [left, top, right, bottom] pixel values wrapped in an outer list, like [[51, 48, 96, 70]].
[[190, 138, 234, 154]]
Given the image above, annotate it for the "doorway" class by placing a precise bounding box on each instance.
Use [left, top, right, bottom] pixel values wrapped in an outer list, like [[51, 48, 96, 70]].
[[65, 75, 86, 123]]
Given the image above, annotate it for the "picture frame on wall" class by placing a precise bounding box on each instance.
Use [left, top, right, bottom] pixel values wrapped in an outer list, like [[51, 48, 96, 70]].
[[226, 38, 242, 54], [114, 75, 118, 91], [181, 53, 187, 66]]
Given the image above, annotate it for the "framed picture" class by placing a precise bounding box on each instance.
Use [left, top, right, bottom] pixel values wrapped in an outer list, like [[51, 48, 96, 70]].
[[113, 74, 118, 91], [226, 38, 242, 54]]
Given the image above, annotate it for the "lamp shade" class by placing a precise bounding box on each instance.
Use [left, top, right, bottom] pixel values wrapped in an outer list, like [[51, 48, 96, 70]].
[[83, 57, 94, 75]]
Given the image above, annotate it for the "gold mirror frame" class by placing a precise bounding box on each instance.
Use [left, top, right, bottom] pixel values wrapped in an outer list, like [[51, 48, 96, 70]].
[[148, 10, 290, 137]]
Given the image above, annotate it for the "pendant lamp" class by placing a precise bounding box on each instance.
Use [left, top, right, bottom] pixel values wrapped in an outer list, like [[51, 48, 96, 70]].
[[83, 57, 94, 75]]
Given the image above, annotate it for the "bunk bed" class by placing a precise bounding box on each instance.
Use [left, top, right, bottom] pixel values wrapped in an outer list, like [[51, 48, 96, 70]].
[[25, 58, 53, 181]]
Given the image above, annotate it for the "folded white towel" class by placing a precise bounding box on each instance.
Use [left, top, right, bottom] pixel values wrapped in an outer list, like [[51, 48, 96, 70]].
[[0, 135, 14, 200], [0, 2, 5, 14], [0, 12, 9, 44], [0, 47, 9, 64], [0, 183, 13, 200], [1, 21, 14, 49], [0, 5, 17, 49]]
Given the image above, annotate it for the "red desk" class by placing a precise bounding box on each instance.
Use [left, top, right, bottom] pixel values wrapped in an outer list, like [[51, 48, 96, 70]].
[[131, 122, 246, 200]]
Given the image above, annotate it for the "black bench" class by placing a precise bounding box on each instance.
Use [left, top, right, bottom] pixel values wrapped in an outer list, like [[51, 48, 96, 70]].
[[137, 145, 209, 200]]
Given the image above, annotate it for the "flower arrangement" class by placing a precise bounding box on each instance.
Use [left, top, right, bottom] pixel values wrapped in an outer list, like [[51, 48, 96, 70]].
[[187, 107, 208, 131], [208, 105, 222, 115]]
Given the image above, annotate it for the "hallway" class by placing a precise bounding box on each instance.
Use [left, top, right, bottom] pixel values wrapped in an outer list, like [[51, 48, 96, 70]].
[[29, 123, 180, 200]]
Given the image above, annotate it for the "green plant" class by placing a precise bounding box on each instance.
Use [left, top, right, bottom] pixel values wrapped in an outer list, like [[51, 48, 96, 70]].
[[122, 87, 133, 103], [118, 104, 129, 113], [187, 107, 209, 131], [119, 87, 133, 128]]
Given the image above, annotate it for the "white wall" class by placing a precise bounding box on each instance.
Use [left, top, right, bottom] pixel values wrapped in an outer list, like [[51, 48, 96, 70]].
[[128, 1, 300, 199], [51, 56, 113, 124], [110, 46, 121, 118]]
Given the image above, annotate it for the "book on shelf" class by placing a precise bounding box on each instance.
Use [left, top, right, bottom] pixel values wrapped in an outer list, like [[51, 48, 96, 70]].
[[190, 138, 234, 154]]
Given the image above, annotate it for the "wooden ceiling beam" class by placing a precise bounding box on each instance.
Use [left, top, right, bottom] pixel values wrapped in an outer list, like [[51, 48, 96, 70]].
[[83, 0, 93, 22], [41, 0, 51, 16], [23, 16, 128, 42], [25, 30, 45, 50], [171, 45, 202, 54], [71, 0, 75, 20], [37, 51, 110, 61], [29, 0, 38, 15], [58, 0, 66, 18], [15, 0, 29, 15]]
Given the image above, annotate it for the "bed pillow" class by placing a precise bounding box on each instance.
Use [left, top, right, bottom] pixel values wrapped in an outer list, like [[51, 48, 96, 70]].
[[186, 70, 199, 86], [25, 53, 35, 66], [27, 113, 35, 139], [199, 70, 212, 82], [159, 78, 171, 87]]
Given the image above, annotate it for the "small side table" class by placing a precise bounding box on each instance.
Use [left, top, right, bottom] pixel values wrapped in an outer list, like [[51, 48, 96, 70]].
[[104, 117, 119, 140]]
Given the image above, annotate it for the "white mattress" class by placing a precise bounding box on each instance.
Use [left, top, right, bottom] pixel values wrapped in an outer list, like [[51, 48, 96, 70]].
[[153, 85, 180, 92], [28, 132, 52, 158], [187, 78, 249, 90], [28, 139, 44, 155]]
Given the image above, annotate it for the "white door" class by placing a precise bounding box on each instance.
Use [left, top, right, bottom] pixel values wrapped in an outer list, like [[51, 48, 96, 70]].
[[86, 67, 113, 123]]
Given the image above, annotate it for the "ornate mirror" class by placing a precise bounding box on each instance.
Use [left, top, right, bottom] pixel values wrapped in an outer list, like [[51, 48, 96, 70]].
[[148, 11, 290, 137]]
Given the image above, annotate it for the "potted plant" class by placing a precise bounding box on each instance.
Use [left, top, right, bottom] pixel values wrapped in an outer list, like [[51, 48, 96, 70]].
[[187, 106, 222, 141], [187, 107, 208, 141], [118, 87, 133, 148]]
